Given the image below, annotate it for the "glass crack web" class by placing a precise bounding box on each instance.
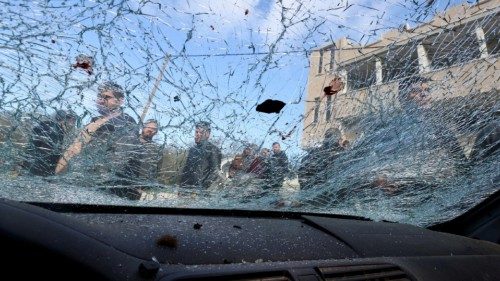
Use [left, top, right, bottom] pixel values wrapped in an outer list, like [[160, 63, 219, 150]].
[[0, 0, 498, 226]]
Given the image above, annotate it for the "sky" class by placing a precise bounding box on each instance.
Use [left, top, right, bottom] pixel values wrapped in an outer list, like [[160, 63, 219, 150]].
[[0, 0, 468, 157]]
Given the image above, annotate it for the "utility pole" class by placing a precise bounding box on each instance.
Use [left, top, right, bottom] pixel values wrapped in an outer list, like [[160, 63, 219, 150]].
[[140, 54, 170, 123]]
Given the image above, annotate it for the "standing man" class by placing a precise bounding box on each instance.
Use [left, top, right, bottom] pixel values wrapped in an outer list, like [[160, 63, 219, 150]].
[[366, 75, 466, 191], [398, 76, 465, 163], [269, 142, 289, 189], [55, 82, 140, 185], [137, 119, 163, 181], [23, 110, 77, 176], [470, 102, 499, 161], [298, 128, 347, 189], [179, 121, 222, 188]]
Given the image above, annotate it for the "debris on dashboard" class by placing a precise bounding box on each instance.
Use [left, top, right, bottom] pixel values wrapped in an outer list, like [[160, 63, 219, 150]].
[[157, 235, 178, 248], [256, 99, 286, 114], [193, 223, 202, 230], [72, 54, 94, 75]]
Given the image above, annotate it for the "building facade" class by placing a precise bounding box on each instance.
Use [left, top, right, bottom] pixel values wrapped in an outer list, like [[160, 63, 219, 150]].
[[301, 0, 499, 149]]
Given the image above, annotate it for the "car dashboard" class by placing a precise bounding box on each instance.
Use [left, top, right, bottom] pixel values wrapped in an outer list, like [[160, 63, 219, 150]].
[[1, 195, 499, 281]]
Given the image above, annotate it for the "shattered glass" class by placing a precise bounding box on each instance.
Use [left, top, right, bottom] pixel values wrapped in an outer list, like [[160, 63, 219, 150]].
[[0, 0, 498, 227]]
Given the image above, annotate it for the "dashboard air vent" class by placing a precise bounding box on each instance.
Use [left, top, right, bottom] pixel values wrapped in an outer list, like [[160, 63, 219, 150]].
[[176, 273, 290, 281], [318, 264, 411, 281]]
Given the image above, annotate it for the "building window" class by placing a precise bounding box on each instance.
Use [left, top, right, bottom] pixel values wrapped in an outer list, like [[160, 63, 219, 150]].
[[382, 44, 419, 82], [424, 22, 481, 70], [318, 49, 324, 74], [313, 97, 320, 123], [345, 59, 376, 91], [326, 95, 332, 122]]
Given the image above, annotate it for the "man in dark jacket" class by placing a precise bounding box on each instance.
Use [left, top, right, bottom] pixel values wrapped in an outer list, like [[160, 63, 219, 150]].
[[365, 76, 467, 191], [137, 119, 162, 180], [470, 104, 499, 161], [180, 121, 222, 188], [23, 110, 76, 176], [298, 128, 347, 189], [55, 81, 141, 199], [268, 142, 289, 189]]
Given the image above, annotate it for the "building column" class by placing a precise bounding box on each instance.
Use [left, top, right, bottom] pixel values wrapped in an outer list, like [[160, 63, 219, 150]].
[[339, 69, 348, 94], [330, 46, 337, 72], [475, 27, 489, 58], [417, 43, 430, 73], [375, 57, 383, 85]]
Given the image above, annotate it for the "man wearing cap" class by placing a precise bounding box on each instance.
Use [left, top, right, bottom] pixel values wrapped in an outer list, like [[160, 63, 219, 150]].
[[23, 110, 77, 176], [55, 82, 140, 187], [179, 121, 222, 188]]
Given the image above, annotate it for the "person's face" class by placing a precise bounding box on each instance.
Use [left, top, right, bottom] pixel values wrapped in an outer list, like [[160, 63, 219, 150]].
[[96, 90, 123, 113], [261, 149, 270, 157], [408, 83, 431, 108], [141, 122, 158, 139], [272, 144, 281, 154], [194, 127, 210, 143], [243, 147, 252, 156], [339, 138, 350, 148]]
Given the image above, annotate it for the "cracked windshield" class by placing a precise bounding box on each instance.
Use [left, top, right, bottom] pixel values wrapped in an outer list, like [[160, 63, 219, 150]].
[[1, 0, 498, 226]]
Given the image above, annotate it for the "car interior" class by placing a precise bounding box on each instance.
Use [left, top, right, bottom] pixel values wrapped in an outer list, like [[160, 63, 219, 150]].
[[1, 189, 499, 281], [1, 1, 499, 281]]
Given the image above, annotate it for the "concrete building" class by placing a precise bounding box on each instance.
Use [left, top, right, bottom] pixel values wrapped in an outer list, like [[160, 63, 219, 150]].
[[301, 0, 499, 149]]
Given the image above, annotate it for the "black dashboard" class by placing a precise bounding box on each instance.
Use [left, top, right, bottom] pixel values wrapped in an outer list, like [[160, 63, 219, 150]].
[[1, 193, 499, 281]]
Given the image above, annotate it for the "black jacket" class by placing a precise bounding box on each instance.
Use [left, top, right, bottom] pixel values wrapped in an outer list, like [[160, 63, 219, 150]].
[[470, 121, 499, 161], [270, 151, 289, 180], [180, 140, 222, 188], [24, 120, 65, 176], [136, 139, 163, 180], [70, 111, 140, 180], [298, 141, 344, 189]]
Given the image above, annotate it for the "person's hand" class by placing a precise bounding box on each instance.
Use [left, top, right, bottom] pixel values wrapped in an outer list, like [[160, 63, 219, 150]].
[[55, 148, 79, 174], [54, 158, 68, 174], [55, 111, 121, 174]]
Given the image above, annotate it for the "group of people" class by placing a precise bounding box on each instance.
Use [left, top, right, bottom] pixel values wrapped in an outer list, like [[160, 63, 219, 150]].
[[19, 81, 292, 200], [176, 121, 292, 191], [227, 142, 290, 189], [21, 82, 163, 199], [16, 76, 499, 200]]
